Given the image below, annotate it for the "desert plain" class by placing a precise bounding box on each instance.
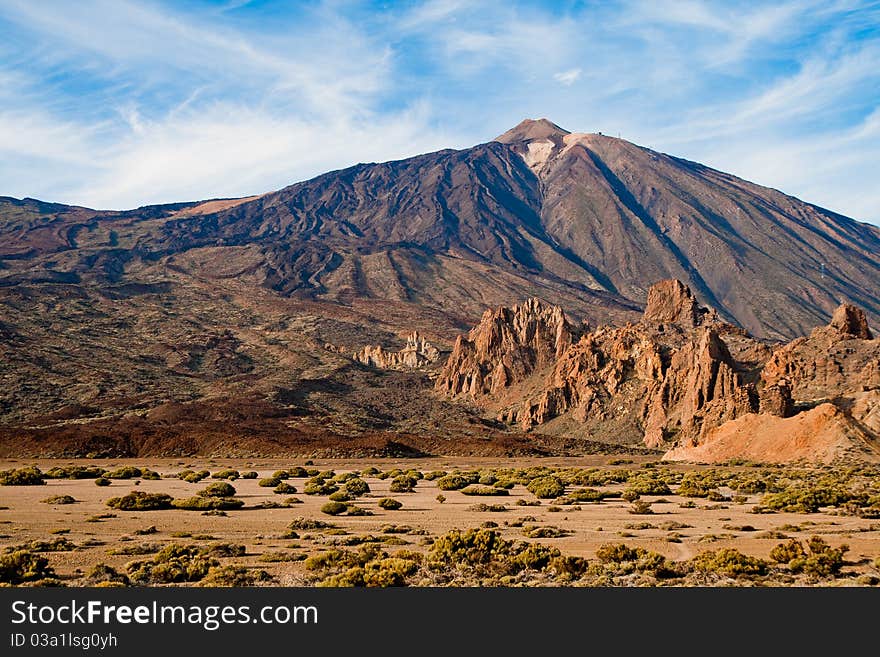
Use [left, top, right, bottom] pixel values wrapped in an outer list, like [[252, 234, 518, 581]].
[[2, 456, 879, 587]]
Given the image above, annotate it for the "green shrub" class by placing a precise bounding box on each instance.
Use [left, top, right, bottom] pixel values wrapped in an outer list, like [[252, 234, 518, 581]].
[[328, 491, 351, 502], [10, 537, 78, 552], [273, 482, 297, 495], [772, 537, 848, 576], [770, 538, 806, 564], [550, 555, 590, 579], [436, 494, 446, 504], [44, 465, 106, 479], [201, 565, 273, 587], [734, 477, 767, 494], [389, 475, 417, 493], [201, 543, 246, 558], [378, 498, 403, 510], [41, 495, 77, 505], [436, 473, 479, 491], [106, 491, 173, 511], [427, 528, 512, 568], [564, 488, 605, 503], [259, 477, 282, 488], [0, 550, 54, 584], [240, 471, 258, 479], [321, 501, 348, 516], [461, 485, 509, 496], [259, 551, 305, 563], [288, 517, 333, 531], [95, 477, 111, 487], [85, 563, 129, 586], [127, 545, 217, 584], [596, 543, 642, 563], [690, 548, 767, 577], [304, 480, 339, 495], [344, 478, 370, 497], [760, 485, 853, 514], [0, 467, 45, 486], [305, 545, 384, 573], [522, 525, 569, 538], [171, 496, 244, 511], [526, 476, 565, 499], [468, 503, 507, 512], [362, 557, 418, 587], [212, 469, 240, 480], [594, 543, 675, 577], [677, 471, 715, 498], [629, 500, 654, 515], [199, 482, 237, 498], [345, 505, 373, 516], [107, 466, 142, 480], [183, 470, 210, 483], [423, 470, 446, 481], [626, 473, 672, 496]]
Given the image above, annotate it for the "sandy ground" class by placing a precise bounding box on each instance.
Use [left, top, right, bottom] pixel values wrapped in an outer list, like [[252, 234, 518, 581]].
[[2, 457, 879, 586]]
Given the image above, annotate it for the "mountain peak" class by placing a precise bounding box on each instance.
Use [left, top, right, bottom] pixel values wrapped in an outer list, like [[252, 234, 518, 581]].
[[494, 118, 570, 144]]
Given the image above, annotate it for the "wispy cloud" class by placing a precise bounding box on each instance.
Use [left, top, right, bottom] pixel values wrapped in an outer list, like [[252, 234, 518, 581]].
[[553, 68, 581, 86]]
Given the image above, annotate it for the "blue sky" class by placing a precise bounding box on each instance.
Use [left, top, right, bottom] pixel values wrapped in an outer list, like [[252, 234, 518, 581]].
[[1, 1, 879, 226]]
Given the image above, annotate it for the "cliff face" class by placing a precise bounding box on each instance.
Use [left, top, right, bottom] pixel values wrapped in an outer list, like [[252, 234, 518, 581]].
[[434, 297, 574, 397], [437, 280, 762, 445], [437, 279, 880, 461]]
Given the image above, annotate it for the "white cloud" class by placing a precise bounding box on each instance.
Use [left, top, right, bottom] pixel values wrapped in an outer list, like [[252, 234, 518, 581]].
[[69, 102, 461, 209], [553, 68, 582, 86]]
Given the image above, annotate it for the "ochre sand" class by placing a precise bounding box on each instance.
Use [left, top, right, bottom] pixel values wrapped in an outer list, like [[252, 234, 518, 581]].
[[2, 457, 878, 585]]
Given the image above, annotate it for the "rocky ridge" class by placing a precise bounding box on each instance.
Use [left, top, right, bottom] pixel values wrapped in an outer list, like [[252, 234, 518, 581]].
[[436, 279, 880, 462]]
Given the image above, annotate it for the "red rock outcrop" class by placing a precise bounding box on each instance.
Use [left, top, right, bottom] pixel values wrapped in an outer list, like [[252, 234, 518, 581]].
[[668, 304, 879, 462], [437, 280, 880, 461], [643, 279, 715, 328], [434, 297, 573, 397], [642, 327, 757, 448], [761, 303, 879, 403], [830, 303, 873, 340], [352, 332, 441, 369], [437, 280, 761, 446]]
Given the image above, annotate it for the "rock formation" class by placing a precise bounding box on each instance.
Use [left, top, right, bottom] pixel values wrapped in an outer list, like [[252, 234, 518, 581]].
[[643, 279, 715, 327], [667, 302, 879, 462], [437, 279, 880, 462], [438, 280, 761, 445], [352, 332, 441, 369], [434, 297, 574, 397], [829, 303, 873, 340]]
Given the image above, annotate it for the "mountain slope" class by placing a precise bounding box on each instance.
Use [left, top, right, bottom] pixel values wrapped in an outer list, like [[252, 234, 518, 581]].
[[1, 118, 879, 455], [3, 119, 880, 337], [498, 119, 880, 338]]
